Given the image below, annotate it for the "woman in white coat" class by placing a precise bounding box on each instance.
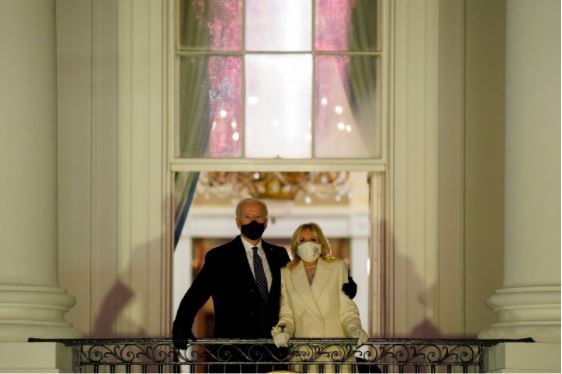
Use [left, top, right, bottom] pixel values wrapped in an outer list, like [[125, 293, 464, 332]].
[[271, 222, 368, 372]]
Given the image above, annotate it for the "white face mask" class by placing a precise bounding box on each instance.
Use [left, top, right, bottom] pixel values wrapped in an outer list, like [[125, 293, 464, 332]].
[[297, 241, 322, 262]]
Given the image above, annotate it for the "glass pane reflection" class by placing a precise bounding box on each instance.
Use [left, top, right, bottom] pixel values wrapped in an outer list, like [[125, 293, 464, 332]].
[[245, 55, 312, 158], [246, 0, 312, 51], [315, 55, 380, 158], [179, 56, 242, 158], [179, 0, 242, 51], [316, 0, 379, 52]]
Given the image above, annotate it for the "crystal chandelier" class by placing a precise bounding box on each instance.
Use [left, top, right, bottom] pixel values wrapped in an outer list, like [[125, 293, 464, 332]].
[[197, 172, 351, 204]]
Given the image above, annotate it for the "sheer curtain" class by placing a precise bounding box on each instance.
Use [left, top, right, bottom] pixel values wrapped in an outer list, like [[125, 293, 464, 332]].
[[175, 0, 243, 246], [174, 4, 211, 247], [347, 0, 379, 153], [314, 0, 380, 158], [174, 172, 199, 247]]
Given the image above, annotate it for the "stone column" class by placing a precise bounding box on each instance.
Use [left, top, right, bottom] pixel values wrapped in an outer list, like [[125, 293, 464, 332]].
[[479, 0, 560, 343], [0, 0, 79, 341]]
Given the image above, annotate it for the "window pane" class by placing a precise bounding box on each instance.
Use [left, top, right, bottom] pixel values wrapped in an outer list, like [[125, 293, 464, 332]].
[[316, 0, 379, 52], [245, 55, 312, 158], [246, 0, 312, 51], [179, 56, 242, 158], [315, 55, 380, 158], [179, 0, 242, 51]]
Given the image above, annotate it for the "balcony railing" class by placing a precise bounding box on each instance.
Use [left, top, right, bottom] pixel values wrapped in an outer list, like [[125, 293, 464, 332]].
[[29, 337, 533, 373]]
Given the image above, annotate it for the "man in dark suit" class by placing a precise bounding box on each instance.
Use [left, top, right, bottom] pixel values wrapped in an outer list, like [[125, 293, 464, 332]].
[[172, 197, 357, 371]]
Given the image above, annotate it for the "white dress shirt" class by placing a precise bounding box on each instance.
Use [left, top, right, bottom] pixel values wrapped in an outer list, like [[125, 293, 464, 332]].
[[241, 237, 272, 290]]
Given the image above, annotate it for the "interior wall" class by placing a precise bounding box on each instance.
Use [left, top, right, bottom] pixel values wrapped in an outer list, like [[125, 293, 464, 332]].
[[464, 0, 506, 336]]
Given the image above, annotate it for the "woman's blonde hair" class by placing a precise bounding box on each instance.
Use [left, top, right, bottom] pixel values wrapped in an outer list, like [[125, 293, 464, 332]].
[[287, 222, 335, 270]]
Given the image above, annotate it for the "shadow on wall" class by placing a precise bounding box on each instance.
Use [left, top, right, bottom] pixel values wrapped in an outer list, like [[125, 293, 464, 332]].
[[390, 248, 442, 338], [411, 284, 442, 338], [388, 230, 463, 339], [410, 318, 442, 338], [87, 238, 165, 338], [90, 279, 145, 338], [86, 230, 460, 339]]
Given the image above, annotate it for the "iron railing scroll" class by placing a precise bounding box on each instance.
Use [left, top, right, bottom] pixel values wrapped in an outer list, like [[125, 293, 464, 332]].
[[28, 337, 533, 373]]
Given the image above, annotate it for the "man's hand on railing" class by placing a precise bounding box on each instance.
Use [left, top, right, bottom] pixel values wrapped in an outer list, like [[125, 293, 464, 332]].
[[342, 274, 358, 299], [351, 328, 369, 346], [172, 329, 196, 350]]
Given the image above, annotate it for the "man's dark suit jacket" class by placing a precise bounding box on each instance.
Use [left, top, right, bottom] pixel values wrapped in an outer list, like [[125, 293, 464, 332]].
[[173, 235, 291, 339]]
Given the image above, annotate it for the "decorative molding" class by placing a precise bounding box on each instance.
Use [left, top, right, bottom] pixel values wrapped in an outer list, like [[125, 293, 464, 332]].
[[117, 0, 134, 335], [391, 0, 441, 336], [91, 0, 120, 339], [437, 0, 465, 336], [369, 172, 386, 336], [171, 159, 387, 172], [117, 0, 168, 336]]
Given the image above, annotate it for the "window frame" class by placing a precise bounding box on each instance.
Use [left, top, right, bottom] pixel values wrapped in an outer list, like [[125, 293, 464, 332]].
[[168, 0, 392, 336], [171, 0, 390, 169]]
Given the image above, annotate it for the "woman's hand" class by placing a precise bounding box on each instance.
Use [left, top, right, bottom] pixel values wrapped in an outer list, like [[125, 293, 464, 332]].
[[272, 332, 290, 347], [271, 324, 290, 347], [351, 329, 369, 346]]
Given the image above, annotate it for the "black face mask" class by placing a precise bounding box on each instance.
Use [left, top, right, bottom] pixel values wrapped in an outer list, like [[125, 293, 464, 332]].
[[241, 221, 266, 240]]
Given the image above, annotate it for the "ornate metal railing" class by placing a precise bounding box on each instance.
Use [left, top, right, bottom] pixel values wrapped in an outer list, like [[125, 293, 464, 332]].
[[29, 337, 533, 373]]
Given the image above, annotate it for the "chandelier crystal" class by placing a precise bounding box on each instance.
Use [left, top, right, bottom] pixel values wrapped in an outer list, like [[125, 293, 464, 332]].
[[197, 171, 351, 203]]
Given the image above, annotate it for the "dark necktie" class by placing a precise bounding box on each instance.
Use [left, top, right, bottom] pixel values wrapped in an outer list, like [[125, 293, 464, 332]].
[[252, 247, 269, 302]]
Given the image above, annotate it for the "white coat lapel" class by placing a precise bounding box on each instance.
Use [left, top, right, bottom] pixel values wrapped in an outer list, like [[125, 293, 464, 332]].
[[290, 262, 323, 318], [311, 258, 336, 301]]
